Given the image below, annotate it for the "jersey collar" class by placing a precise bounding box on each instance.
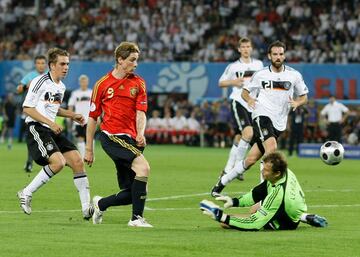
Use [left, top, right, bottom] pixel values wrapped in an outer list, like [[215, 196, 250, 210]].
[[268, 65, 285, 73], [239, 58, 252, 64], [47, 72, 53, 82]]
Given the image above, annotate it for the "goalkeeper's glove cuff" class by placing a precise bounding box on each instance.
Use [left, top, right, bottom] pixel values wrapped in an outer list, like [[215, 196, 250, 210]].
[[213, 209, 229, 223], [232, 198, 239, 207], [214, 208, 223, 222], [220, 213, 229, 223]]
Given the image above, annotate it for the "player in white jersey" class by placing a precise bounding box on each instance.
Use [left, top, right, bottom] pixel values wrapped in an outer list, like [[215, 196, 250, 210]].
[[212, 40, 309, 196], [68, 74, 92, 158], [17, 55, 47, 172], [17, 48, 93, 220], [217, 37, 263, 181]]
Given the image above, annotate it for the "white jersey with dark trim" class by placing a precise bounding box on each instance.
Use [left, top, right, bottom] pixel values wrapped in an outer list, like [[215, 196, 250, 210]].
[[219, 58, 263, 112], [68, 89, 92, 123], [23, 72, 65, 128], [244, 65, 309, 131]]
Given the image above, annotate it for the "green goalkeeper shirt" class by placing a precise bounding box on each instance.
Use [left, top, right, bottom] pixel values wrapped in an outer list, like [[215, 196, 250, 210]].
[[226, 169, 307, 230]]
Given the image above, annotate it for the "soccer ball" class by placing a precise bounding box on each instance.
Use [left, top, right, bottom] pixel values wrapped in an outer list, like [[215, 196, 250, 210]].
[[320, 141, 344, 165]]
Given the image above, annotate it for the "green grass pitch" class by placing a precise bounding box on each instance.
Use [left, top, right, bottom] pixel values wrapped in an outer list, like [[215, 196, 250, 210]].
[[0, 143, 359, 257]]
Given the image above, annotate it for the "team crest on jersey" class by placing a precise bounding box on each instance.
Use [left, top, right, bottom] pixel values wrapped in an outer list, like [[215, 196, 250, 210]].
[[261, 128, 269, 136], [46, 143, 54, 151], [130, 87, 138, 97], [119, 85, 124, 90]]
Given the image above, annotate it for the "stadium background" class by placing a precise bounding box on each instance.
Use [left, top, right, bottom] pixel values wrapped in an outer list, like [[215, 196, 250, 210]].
[[1, 0, 359, 151]]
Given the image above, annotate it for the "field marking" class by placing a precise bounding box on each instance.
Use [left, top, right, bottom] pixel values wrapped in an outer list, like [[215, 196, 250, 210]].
[[1, 204, 360, 215], [2, 189, 357, 215], [147, 189, 357, 202]]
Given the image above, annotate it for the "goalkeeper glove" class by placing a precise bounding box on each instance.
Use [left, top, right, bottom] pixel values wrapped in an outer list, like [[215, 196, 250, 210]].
[[200, 200, 227, 222], [215, 195, 233, 208]]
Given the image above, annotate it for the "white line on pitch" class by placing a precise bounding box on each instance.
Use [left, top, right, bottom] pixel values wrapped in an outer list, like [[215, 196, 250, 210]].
[[1, 204, 360, 215], [0, 204, 360, 214], [1, 189, 357, 215], [147, 189, 357, 201]]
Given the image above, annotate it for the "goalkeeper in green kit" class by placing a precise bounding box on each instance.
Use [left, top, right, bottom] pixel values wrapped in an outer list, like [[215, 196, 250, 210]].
[[200, 151, 328, 230]]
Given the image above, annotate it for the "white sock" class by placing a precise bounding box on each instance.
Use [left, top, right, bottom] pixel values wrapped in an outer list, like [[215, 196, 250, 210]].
[[221, 160, 246, 185], [73, 172, 90, 212], [23, 165, 55, 195], [259, 160, 264, 182], [236, 139, 249, 161], [224, 144, 238, 173], [300, 213, 308, 223], [77, 142, 85, 159]]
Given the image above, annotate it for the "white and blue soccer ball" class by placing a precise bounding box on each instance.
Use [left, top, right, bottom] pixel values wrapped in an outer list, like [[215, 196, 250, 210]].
[[320, 141, 344, 165]]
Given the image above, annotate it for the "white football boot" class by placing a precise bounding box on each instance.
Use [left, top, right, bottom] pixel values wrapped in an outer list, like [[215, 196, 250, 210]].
[[17, 190, 32, 215], [128, 215, 153, 228], [92, 196, 104, 224]]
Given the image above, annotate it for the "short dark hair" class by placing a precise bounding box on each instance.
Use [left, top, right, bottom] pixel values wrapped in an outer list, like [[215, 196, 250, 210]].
[[267, 40, 286, 54], [34, 55, 46, 62], [114, 42, 140, 63], [47, 48, 69, 67], [263, 151, 287, 177]]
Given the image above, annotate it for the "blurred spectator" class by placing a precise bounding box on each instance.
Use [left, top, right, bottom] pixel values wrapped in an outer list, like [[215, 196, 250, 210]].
[[201, 101, 216, 147], [185, 110, 201, 146], [288, 107, 308, 156], [320, 95, 349, 143], [170, 109, 188, 144], [1, 0, 358, 63], [214, 100, 232, 148], [305, 98, 319, 143], [160, 108, 173, 144], [343, 107, 359, 145], [0, 93, 17, 150], [145, 109, 164, 144]]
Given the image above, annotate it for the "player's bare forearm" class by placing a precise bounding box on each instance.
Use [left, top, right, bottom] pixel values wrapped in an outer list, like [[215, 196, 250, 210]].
[[136, 110, 147, 147], [84, 117, 97, 166], [295, 94, 308, 107], [23, 107, 54, 127], [241, 89, 255, 109], [219, 78, 244, 88], [58, 108, 85, 125], [57, 107, 75, 118], [85, 117, 97, 151], [16, 84, 27, 94], [290, 95, 308, 111], [136, 110, 146, 136]]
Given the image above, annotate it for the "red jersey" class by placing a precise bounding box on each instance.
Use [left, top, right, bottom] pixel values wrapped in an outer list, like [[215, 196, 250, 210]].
[[89, 71, 147, 139]]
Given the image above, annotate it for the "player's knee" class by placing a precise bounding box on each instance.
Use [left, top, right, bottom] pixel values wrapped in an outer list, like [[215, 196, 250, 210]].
[[134, 162, 150, 177], [141, 162, 151, 176], [245, 156, 257, 167], [242, 127, 253, 141], [49, 156, 66, 172], [72, 156, 85, 170]]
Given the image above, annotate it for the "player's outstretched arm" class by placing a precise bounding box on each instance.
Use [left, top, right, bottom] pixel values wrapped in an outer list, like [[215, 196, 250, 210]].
[[200, 200, 228, 223]]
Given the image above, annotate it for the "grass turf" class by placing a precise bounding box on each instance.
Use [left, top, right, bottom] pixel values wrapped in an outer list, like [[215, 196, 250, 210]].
[[0, 143, 359, 257]]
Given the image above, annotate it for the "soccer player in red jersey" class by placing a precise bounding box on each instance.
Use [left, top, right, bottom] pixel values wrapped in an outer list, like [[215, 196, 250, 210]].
[[84, 42, 152, 227]]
